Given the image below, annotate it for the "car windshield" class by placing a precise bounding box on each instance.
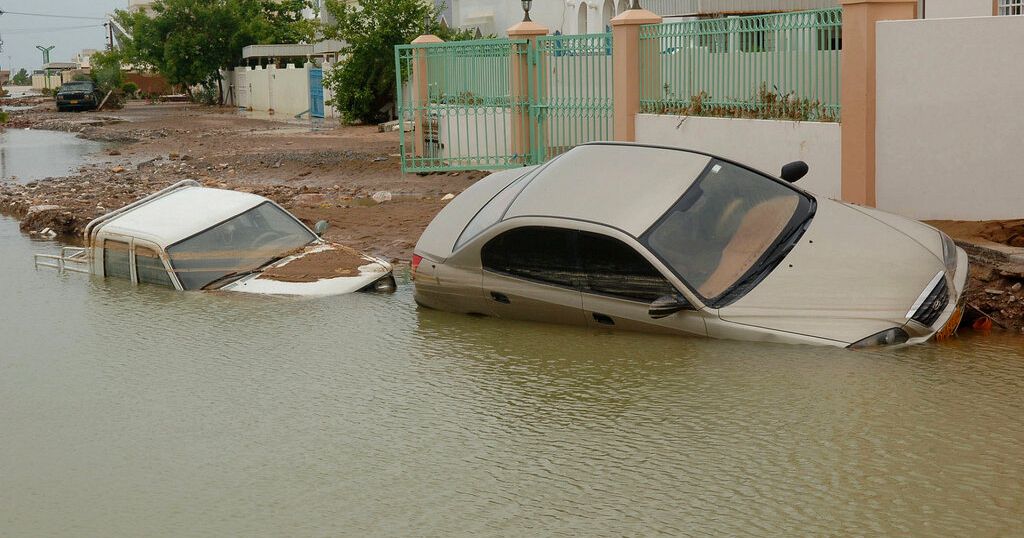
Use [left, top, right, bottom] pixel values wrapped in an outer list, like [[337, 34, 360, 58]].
[[166, 202, 317, 290], [60, 82, 92, 91], [643, 160, 812, 305]]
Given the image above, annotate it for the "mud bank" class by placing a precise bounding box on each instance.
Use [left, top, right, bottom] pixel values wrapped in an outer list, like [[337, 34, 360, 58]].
[[0, 101, 486, 261]]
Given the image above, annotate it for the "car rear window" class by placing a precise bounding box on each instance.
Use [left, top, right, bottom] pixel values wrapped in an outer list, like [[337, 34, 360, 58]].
[[481, 227, 578, 288], [103, 240, 131, 280], [454, 174, 530, 250]]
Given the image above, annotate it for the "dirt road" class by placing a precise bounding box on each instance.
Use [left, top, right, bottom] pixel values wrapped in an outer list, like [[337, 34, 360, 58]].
[[1, 100, 486, 261]]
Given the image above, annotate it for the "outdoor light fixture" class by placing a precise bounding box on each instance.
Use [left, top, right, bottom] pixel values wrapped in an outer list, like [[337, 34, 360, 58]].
[[521, 0, 532, 22], [630, 0, 642, 9]]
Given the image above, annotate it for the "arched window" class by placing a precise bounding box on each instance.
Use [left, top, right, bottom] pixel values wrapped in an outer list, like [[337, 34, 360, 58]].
[[578, 2, 589, 34], [602, 0, 614, 29], [617, 0, 629, 16]]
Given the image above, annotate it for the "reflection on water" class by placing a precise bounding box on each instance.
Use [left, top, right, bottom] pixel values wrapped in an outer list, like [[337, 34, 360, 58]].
[[2, 215, 1023, 536], [0, 129, 105, 183]]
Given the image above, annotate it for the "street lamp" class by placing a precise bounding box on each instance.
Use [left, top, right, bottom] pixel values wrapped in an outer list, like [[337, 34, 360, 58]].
[[520, 0, 532, 22], [630, 0, 641, 9]]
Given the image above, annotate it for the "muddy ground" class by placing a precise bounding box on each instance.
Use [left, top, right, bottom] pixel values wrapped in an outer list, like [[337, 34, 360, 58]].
[[3, 97, 1024, 333], [1, 98, 486, 262]]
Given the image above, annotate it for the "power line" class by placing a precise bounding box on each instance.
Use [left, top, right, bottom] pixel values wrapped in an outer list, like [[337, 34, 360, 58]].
[[1, 24, 104, 34], [0, 9, 108, 21]]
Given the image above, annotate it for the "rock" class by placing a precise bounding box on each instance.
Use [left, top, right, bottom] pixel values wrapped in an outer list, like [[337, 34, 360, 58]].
[[372, 156, 388, 162], [985, 288, 1005, 295], [180, 154, 193, 161], [26, 204, 61, 215], [107, 149, 122, 156], [1012, 283, 1022, 292], [441, 193, 455, 201], [111, 166, 126, 173], [371, 191, 393, 203], [168, 153, 180, 160]]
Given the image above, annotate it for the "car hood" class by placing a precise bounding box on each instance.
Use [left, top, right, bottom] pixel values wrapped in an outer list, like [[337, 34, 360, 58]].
[[220, 243, 391, 297], [717, 199, 946, 345]]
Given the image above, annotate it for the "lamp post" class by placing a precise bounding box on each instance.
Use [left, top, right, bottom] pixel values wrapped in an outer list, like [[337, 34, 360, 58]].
[[520, 0, 532, 22], [630, 0, 641, 9]]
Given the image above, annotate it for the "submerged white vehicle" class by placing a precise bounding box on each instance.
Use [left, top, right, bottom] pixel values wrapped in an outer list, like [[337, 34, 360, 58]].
[[413, 143, 969, 349], [35, 180, 395, 296]]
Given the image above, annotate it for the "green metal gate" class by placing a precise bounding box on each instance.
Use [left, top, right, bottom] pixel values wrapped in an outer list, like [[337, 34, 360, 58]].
[[529, 32, 614, 164], [395, 33, 613, 174]]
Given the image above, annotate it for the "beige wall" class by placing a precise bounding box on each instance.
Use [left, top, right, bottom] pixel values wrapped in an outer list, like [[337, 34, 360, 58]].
[[31, 73, 62, 90], [635, 114, 842, 198], [876, 16, 1024, 220], [225, 64, 311, 116], [924, 0, 993, 18]]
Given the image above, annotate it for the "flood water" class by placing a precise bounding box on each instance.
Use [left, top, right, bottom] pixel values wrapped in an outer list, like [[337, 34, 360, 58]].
[[0, 129, 105, 183], [2, 215, 1023, 536]]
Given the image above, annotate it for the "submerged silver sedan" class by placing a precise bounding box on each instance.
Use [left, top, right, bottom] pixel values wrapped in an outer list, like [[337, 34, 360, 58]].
[[412, 143, 968, 348]]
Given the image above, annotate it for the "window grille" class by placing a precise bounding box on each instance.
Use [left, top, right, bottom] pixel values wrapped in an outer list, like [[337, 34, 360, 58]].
[[1000, 0, 1024, 15]]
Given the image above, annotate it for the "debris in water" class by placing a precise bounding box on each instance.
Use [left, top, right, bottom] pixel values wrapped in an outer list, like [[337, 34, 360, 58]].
[[371, 191, 392, 203]]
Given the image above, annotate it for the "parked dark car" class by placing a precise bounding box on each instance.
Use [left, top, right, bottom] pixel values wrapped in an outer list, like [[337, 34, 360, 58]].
[[55, 81, 103, 112]]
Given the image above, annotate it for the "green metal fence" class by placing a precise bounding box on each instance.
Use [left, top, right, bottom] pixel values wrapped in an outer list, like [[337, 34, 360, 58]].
[[395, 33, 614, 174], [395, 38, 528, 173], [530, 33, 615, 163], [639, 8, 842, 121]]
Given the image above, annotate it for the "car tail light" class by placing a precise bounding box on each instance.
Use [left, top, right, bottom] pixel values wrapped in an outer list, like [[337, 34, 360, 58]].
[[411, 254, 423, 279]]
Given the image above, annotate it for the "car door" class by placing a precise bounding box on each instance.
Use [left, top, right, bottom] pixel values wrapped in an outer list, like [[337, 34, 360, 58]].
[[480, 226, 587, 326], [578, 230, 707, 337]]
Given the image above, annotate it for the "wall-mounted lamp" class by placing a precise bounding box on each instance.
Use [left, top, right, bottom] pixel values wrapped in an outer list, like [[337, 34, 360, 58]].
[[521, 0, 533, 22]]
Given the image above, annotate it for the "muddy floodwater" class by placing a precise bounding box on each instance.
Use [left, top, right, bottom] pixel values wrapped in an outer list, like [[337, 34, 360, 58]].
[[0, 129, 106, 183], [2, 213, 1024, 536]]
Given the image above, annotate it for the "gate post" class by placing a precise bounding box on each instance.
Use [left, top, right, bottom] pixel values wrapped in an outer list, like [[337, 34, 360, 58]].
[[411, 34, 443, 160], [507, 20, 548, 164], [610, 8, 662, 142], [840, 0, 915, 206]]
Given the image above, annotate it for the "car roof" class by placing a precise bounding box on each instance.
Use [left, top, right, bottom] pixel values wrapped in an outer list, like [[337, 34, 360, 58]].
[[503, 143, 712, 237], [98, 186, 269, 248]]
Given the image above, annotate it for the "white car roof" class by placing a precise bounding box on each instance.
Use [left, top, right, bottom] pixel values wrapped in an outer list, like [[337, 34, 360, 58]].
[[504, 143, 712, 237], [98, 186, 269, 248]]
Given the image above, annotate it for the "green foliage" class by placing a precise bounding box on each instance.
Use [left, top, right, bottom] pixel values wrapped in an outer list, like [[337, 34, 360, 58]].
[[72, 74, 92, 82], [12, 69, 31, 86], [651, 83, 838, 123], [113, 0, 316, 103], [122, 81, 140, 98], [322, 0, 476, 124], [0, 111, 9, 124]]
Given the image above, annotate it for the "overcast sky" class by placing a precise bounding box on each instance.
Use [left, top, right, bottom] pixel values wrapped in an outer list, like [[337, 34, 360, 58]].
[[1, 0, 125, 73]]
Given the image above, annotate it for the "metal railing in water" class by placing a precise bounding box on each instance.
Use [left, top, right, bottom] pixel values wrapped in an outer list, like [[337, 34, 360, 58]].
[[34, 247, 90, 274], [639, 8, 842, 122]]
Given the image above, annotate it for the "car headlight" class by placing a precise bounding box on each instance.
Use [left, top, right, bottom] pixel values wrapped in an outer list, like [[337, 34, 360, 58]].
[[940, 232, 958, 277], [849, 328, 910, 349]]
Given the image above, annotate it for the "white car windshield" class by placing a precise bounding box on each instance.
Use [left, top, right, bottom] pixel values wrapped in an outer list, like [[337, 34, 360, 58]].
[[643, 160, 812, 305], [166, 202, 316, 290]]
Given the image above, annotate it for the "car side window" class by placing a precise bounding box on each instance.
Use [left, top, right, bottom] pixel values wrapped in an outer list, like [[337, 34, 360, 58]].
[[103, 240, 131, 280], [481, 227, 578, 288], [578, 232, 678, 302], [135, 246, 174, 288]]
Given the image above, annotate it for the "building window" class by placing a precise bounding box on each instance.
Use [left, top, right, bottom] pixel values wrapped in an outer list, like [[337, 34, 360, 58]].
[[1000, 0, 1024, 15]]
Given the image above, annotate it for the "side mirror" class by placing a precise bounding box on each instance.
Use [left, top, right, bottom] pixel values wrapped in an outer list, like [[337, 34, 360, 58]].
[[780, 161, 809, 183], [313, 220, 329, 236], [649, 295, 691, 319]]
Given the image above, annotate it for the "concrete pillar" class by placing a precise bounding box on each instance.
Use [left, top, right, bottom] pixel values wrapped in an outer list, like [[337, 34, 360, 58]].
[[840, 0, 916, 206], [611, 9, 662, 142], [411, 34, 444, 160], [507, 21, 549, 164]]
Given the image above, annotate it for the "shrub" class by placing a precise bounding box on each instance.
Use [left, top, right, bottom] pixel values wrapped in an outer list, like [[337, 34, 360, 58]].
[[0, 111, 9, 124], [122, 81, 140, 98]]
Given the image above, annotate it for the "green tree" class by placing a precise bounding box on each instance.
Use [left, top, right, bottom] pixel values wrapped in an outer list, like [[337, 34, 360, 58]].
[[113, 0, 316, 103], [12, 68, 31, 86], [322, 0, 474, 124]]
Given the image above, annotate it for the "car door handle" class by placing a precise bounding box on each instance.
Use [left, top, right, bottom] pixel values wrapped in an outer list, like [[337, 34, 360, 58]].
[[592, 313, 615, 326], [490, 291, 511, 304]]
